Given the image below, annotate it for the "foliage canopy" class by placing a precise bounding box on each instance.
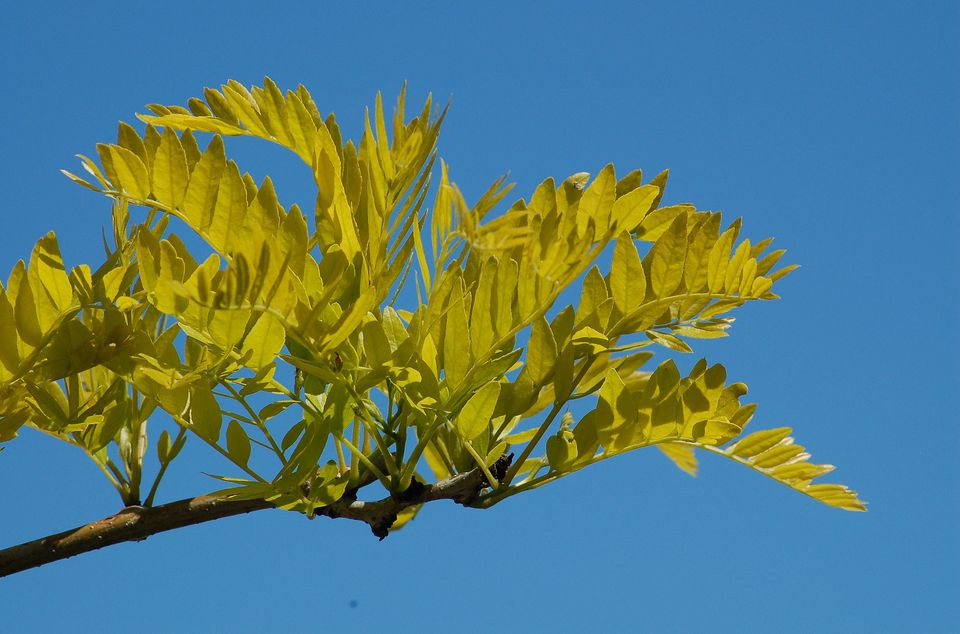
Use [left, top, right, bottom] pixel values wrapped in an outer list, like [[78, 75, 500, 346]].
[[0, 78, 865, 562]]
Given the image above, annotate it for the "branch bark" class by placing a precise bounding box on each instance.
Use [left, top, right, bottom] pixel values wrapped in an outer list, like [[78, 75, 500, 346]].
[[0, 454, 511, 578]]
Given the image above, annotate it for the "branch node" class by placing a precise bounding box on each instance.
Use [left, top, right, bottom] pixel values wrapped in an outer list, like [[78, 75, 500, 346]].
[[370, 512, 397, 541], [394, 478, 426, 503]]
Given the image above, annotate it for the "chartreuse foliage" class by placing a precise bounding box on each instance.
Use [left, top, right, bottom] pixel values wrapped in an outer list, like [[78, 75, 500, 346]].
[[0, 78, 864, 526]]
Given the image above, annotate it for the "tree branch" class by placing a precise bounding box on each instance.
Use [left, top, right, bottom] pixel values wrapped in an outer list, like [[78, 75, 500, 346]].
[[0, 453, 512, 578]]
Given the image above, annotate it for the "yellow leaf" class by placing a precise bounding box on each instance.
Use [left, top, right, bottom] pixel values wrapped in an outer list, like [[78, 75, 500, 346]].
[[107, 145, 150, 199], [226, 420, 252, 467], [707, 226, 737, 293], [635, 205, 694, 242], [208, 307, 251, 350], [320, 288, 375, 351], [526, 316, 557, 384], [373, 92, 396, 181], [152, 128, 189, 207], [612, 184, 659, 233], [30, 233, 74, 316], [610, 233, 645, 314], [457, 381, 500, 440], [140, 113, 247, 136], [0, 289, 19, 380], [577, 164, 616, 234], [182, 136, 227, 232], [114, 296, 139, 312], [659, 443, 698, 476], [442, 287, 471, 388], [222, 80, 270, 137], [284, 89, 320, 164], [714, 427, 867, 511], [494, 258, 519, 337], [315, 148, 362, 259], [683, 213, 721, 292], [469, 258, 497, 358], [724, 239, 751, 292], [241, 313, 285, 369], [644, 213, 687, 298], [253, 78, 294, 149], [189, 384, 222, 442], [207, 160, 248, 254]]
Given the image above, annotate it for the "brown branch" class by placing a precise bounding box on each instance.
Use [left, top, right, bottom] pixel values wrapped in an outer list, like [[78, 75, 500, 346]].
[[0, 453, 512, 578]]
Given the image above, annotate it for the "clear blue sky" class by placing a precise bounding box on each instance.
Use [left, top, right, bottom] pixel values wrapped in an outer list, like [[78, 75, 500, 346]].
[[1, 2, 957, 632]]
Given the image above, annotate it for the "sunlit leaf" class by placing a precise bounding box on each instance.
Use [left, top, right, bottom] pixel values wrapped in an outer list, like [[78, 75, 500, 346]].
[[457, 381, 500, 441]]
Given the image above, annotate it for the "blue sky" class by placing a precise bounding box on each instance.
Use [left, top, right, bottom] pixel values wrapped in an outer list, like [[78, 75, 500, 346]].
[[1, 1, 957, 632]]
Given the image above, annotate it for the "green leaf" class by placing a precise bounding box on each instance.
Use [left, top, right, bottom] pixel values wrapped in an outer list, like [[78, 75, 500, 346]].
[[470, 258, 497, 357], [226, 420, 252, 467], [442, 287, 471, 388], [89, 404, 127, 452], [281, 420, 306, 452], [157, 430, 172, 462], [546, 427, 577, 471], [715, 428, 867, 511], [526, 316, 557, 384], [189, 385, 222, 443], [552, 344, 575, 403], [310, 462, 349, 508], [241, 314, 285, 369], [0, 291, 19, 381], [457, 381, 500, 441], [32, 80, 865, 523], [381, 306, 408, 351]]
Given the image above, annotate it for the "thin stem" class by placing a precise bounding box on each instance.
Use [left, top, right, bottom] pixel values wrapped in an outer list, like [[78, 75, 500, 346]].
[[143, 427, 187, 507], [336, 433, 392, 490], [222, 382, 286, 464], [399, 411, 447, 486], [500, 357, 595, 487], [334, 437, 347, 473], [91, 455, 123, 493], [458, 437, 499, 488], [103, 457, 129, 492], [173, 416, 266, 483], [342, 384, 399, 479], [349, 420, 361, 481]]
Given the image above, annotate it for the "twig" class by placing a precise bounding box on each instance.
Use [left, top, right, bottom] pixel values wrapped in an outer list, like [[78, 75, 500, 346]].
[[0, 453, 513, 578]]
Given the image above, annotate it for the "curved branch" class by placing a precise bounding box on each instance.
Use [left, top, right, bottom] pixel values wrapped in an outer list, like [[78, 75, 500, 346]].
[[0, 453, 512, 578]]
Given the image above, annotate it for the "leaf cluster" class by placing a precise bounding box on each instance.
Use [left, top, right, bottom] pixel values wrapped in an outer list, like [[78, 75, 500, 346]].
[[0, 78, 864, 527]]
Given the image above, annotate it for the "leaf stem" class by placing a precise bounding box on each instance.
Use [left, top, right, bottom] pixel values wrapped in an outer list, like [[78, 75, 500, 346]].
[[222, 381, 286, 464], [500, 357, 595, 488], [143, 427, 187, 507], [173, 415, 266, 483], [336, 433, 392, 490]]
